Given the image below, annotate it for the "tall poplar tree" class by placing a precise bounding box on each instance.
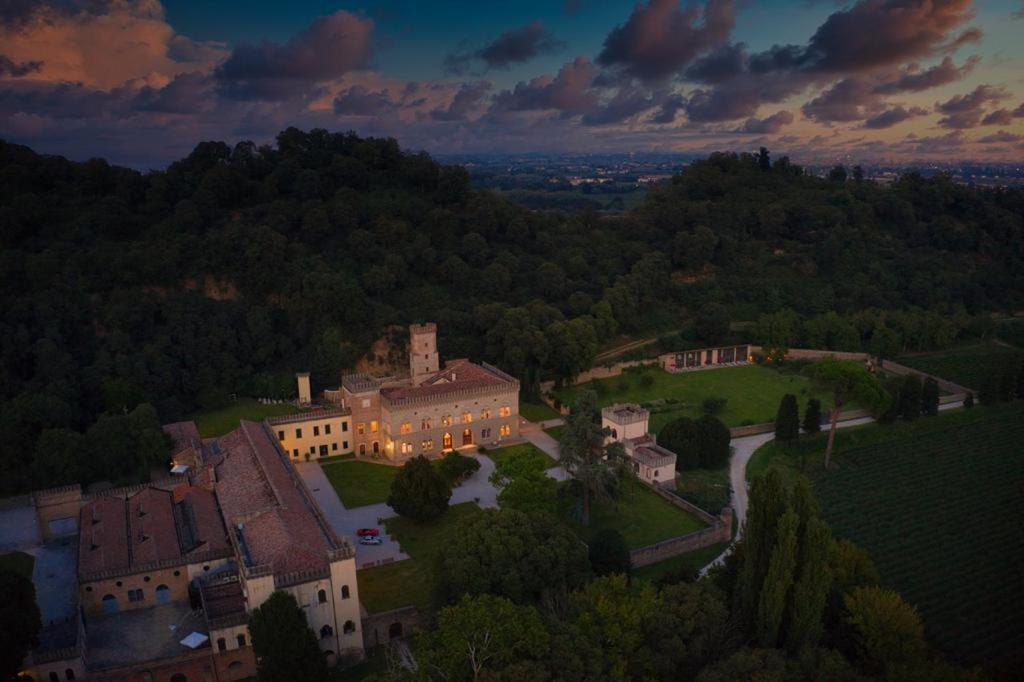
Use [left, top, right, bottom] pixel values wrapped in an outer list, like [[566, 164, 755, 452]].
[[774, 394, 800, 441]]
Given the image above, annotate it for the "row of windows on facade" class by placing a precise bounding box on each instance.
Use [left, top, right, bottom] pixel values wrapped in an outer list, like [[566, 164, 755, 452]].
[[278, 421, 349, 441], [396, 424, 512, 454], [398, 407, 512, 434], [47, 670, 76, 682]]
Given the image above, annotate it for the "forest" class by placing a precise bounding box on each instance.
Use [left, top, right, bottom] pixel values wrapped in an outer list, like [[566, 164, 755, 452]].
[[1, 129, 1022, 494]]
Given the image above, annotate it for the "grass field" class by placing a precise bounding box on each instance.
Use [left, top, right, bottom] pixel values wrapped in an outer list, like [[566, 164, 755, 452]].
[[561, 477, 706, 550], [486, 442, 556, 471], [321, 460, 400, 508], [553, 364, 836, 432], [543, 425, 564, 441], [996, 319, 1024, 348], [751, 404, 1024, 664], [674, 466, 731, 513], [519, 401, 561, 422], [191, 398, 303, 437], [893, 341, 1022, 390], [356, 502, 481, 613], [0, 551, 35, 578]]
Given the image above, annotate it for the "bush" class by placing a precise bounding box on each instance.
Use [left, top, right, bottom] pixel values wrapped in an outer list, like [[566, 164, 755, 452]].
[[921, 378, 939, 416], [802, 398, 822, 434], [898, 374, 922, 421], [661, 415, 731, 470], [588, 528, 632, 577], [702, 396, 728, 415], [773, 394, 799, 441], [387, 455, 452, 521], [438, 452, 480, 483], [963, 391, 974, 408]]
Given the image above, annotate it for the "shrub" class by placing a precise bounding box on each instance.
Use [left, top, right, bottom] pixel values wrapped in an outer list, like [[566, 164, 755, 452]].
[[898, 375, 922, 421], [920, 378, 939, 416], [438, 452, 480, 483], [773, 394, 799, 441], [702, 396, 728, 415], [387, 455, 451, 521], [802, 398, 822, 434], [661, 415, 731, 470], [963, 391, 974, 408], [588, 528, 632, 577]]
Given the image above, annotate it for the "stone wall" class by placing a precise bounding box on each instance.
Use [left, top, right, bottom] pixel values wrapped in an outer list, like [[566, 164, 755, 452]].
[[880, 359, 974, 394], [361, 606, 421, 649], [748, 346, 871, 362], [628, 483, 732, 569]]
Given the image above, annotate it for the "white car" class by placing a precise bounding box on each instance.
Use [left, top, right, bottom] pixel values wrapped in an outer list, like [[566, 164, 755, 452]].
[[359, 536, 383, 545]]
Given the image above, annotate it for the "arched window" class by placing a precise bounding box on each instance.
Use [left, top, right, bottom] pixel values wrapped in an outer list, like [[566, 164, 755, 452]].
[[155, 584, 170, 604], [101, 594, 118, 614], [65, 670, 76, 681], [442, 432, 453, 449], [320, 624, 333, 639], [341, 585, 350, 600], [170, 675, 187, 682], [343, 620, 356, 634], [317, 589, 327, 604]]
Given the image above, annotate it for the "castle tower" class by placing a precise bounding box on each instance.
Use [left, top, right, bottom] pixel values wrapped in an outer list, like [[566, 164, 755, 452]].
[[296, 372, 311, 405], [409, 323, 439, 385]]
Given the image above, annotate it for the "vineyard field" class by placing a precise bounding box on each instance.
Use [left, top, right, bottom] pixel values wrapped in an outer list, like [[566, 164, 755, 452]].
[[813, 406, 1024, 665], [893, 342, 1022, 390]]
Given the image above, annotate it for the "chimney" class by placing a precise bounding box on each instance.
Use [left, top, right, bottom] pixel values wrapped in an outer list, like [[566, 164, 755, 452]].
[[296, 372, 312, 405]]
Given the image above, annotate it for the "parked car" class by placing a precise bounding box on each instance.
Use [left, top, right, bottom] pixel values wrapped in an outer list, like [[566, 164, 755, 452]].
[[356, 528, 380, 537], [359, 536, 383, 545]]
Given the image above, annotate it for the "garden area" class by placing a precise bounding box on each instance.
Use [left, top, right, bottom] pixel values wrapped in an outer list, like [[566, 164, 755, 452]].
[[356, 502, 482, 613], [892, 340, 1022, 390], [749, 404, 1024, 665], [486, 442, 556, 472], [552, 364, 837, 432], [518, 401, 561, 422], [190, 398, 303, 438], [321, 460, 401, 508]]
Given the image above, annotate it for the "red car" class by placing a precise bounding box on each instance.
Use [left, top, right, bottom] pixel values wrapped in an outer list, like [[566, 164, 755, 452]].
[[356, 528, 380, 537]]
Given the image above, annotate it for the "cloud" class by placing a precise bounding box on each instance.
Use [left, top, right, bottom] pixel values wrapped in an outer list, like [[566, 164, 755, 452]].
[[735, 110, 794, 134], [863, 105, 928, 129], [650, 92, 686, 124], [332, 85, 395, 116], [873, 56, 979, 94], [935, 84, 1009, 128], [429, 81, 491, 121], [444, 21, 563, 75], [597, 0, 735, 82], [0, 54, 42, 77], [133, 71, 214, 114], [581, 86, 658, 126], [977, 131, 1022, 143], [490, 56, 598, 115], [802, 77, 880, 123], [216, 11, 374, 101]]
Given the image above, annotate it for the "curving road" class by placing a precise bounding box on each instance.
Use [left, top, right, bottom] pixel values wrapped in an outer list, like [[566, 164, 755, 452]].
[[700, 404, 960, 576]]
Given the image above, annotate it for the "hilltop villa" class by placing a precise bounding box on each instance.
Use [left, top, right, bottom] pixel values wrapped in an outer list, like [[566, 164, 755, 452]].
[[602, 403, 677, 490]]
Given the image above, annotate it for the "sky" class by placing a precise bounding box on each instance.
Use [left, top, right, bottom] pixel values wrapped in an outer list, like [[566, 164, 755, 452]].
[[1, 0, 1023, 168]]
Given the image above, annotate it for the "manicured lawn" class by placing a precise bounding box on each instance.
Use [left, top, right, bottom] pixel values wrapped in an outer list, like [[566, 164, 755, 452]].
[[553, 364, 837, 432], [321, 460, 400, 508], [190, 398, 303, 438], [0, 551, 35, 578], [674, 466, 731, 514], [893, 341, 1022, 390], [633, 541, 730, 583], [543, 425, 564, 441], [356, 503, 482, 613], [750, 404, 1024, 665], [486, 442, 556, 471], [562, 477, 707, 550], [519, 401, 561, 422]]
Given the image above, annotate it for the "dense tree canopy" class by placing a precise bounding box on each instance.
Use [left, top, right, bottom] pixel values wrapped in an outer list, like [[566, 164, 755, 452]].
[[247, 591, 328, 682]]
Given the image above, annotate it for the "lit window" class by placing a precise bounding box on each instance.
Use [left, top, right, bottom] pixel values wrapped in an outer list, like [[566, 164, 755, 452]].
[[370, 421, 378, 433], [461, 412, 472, 424], [480, 409, 491, 420], [499, 406, 511, 417], [400, 422, 412, 434], [421, 439, 433, 450], [500, 424, 511, 437], [401, 442, 413, 454], [356, 423, 365, 435], [441, 414, 453, 427]]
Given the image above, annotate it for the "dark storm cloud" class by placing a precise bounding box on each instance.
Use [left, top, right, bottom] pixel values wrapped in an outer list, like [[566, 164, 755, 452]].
[[215, 11, 374, 101], [873, 56, 979, 94], [935, 84, 1009, 128], [333, 85, 395, 116], [0, 54, 42, 76], [429, 81, 491, 121], [735, 110, 794, 134], [684, 43, 747, 84], [597, 0, 735, 83], [863, 105, 928, 129], [443, 21, 563, 75]]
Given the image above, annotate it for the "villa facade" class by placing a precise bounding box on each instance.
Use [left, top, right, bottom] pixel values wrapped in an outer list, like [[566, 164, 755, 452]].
[[659, 344, 751, 373]]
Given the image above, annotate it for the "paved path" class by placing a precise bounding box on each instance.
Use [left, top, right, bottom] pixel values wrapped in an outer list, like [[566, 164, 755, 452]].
[[519, 419, 568, 480], [700, 403, 961, 576]]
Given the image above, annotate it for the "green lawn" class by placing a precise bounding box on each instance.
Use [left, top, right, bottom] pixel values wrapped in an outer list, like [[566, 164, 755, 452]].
[[486, 442, 556, 471], [554, 364, 837, 432], [749, 404, 1024, 664], [190, 398, 303, 438], [321, 460, 400, 508], [674, 466, 731, 514], [893, 341, 1023, 390], [0, 551, 35, 578], [356, 503, 482, 613], [562, 477, 707, 550], [519, 401, 561, 422], [633, 541, 730, 583], [543, 425, 564, 441]]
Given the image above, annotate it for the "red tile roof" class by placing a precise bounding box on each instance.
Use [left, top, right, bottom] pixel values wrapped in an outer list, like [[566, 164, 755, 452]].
[[380, 359, 513, 402], [79, 484, 229, 578], [212, 421, 338, 575]]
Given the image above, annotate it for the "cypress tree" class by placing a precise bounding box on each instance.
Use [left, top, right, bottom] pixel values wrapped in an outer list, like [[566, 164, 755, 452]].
[[784, 518, 833, 652], [898, 375, 922, 420], [734, 470, 787, 631], [921, 378, 940, 416], [756, 509, 799, 647], [774, 394, 800, 441], [802, 398, 822, 435]]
